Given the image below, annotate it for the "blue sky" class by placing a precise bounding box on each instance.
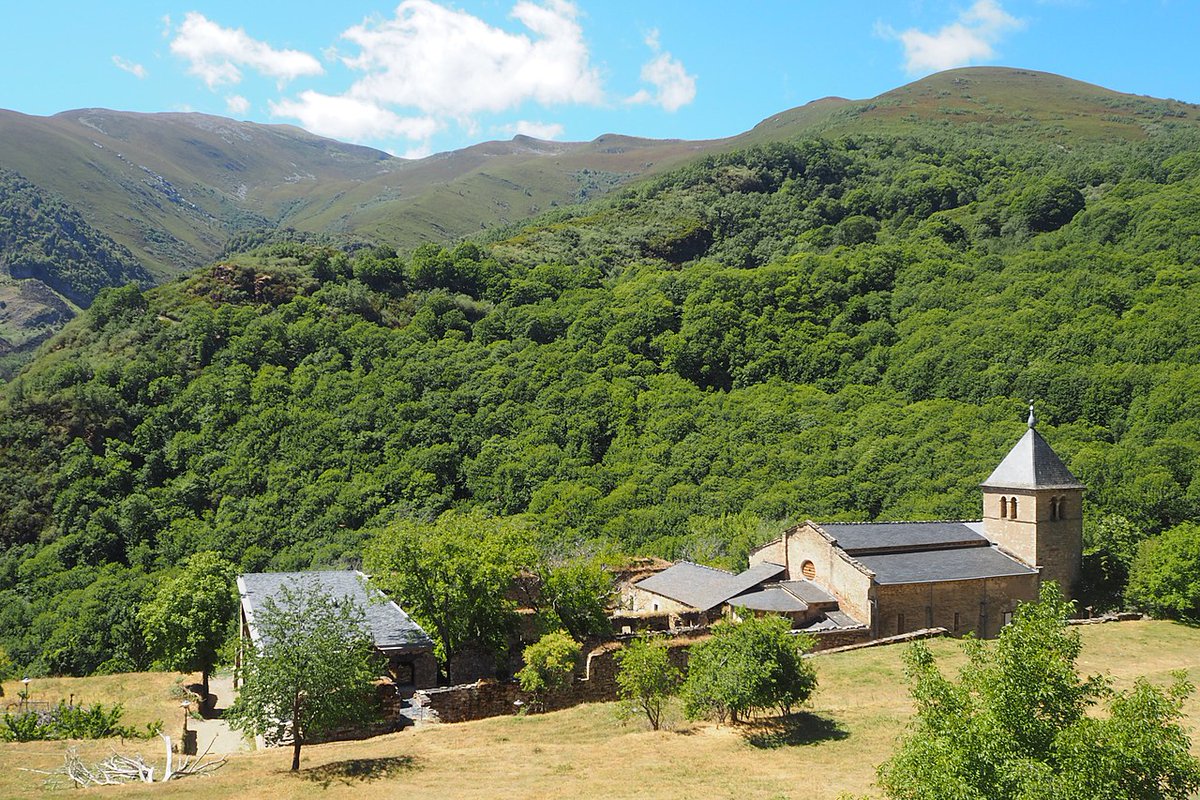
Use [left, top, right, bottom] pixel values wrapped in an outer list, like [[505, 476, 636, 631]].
[[2, 1, 1197, 158]]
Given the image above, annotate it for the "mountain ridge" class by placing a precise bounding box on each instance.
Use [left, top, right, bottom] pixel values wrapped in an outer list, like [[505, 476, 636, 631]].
[[2, 66, 1198, 361]]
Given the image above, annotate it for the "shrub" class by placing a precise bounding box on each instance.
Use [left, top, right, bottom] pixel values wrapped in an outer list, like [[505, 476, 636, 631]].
[[516, 631, 582, 711]]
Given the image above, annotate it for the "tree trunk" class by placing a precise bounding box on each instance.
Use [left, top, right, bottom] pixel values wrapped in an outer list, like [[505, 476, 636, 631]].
[[201, 669, 210, 703], [290, 693, 304, 771]]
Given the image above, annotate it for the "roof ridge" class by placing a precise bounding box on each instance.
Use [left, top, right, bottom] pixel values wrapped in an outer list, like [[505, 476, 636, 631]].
[[819, 519, 982, 525], [675, 560, 736, 576]]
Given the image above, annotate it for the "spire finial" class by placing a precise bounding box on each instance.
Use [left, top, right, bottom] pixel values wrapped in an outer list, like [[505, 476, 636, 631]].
[[1027, 400, 1036, 429]]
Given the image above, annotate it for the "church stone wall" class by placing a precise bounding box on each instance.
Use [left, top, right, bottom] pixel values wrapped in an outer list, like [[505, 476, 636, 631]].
[[874, 573, 1039, 640]]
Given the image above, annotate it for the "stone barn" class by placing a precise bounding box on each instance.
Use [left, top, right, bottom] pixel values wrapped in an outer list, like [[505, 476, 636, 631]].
[[237, 570, 437, 692]]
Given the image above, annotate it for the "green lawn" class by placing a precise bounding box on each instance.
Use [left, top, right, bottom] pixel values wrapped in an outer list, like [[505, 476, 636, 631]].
[[1, 620, 1198, 799]]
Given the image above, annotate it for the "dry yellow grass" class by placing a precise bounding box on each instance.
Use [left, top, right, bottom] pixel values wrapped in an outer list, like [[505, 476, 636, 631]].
[[0, 620, 1197, 800]]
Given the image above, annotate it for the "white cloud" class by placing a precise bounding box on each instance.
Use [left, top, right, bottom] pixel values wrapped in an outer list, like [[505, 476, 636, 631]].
[[269, 91, 439, 142], [887, 0, 1023, 74], [501, 120, 565, 139], [226, 94, 250, 115], [339, 0, 603, 117], [626, 29, 696, 112], [170, 12, 323, 89], [400, 144, 434, 160], [112, 56, 147, 79]]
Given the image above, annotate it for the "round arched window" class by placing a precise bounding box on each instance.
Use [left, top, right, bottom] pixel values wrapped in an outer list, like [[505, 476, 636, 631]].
[[800, 560, 816, 580]]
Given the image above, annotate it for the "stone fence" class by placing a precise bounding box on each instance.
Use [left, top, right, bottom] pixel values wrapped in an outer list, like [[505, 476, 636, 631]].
[[413, 621, 873, 725]]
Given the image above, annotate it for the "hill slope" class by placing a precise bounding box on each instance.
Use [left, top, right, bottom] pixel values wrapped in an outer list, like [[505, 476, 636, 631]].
[[3, 67, 1200, 673], [1, 67, 1196, 356], [0, 621, 1195, 799]]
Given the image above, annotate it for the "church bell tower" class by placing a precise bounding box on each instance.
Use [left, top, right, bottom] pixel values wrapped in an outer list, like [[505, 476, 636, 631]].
[[980, 404, 1085, 597]]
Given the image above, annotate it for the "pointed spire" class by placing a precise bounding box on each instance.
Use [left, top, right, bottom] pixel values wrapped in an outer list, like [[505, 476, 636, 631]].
[[981, 407, 1084, 490]]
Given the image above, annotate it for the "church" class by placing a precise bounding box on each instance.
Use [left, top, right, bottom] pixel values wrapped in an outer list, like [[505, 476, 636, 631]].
[[630, 407, 1084, 640]]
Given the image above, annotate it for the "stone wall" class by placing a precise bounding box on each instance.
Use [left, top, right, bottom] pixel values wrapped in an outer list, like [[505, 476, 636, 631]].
[[807, 625, 872, 651], [415, 636, 698, 724], [873, 573, 1039, 640]]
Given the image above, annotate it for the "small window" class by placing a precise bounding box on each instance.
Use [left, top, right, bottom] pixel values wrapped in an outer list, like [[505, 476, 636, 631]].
[[953, 612, 961, 632], [1002, 611, 1014, 627], [1057, 497, 1066, 519], [925, 606, 933, 628], [1000, 496, 1008, 518], [1010, 497, 1019, 519], [897, 613, 905, 634], [800, 560, 816, 580], [652, 602, 659, 612]]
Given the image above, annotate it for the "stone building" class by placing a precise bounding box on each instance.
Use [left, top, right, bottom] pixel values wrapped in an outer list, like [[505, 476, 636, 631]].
[[237, 570, 438, 692], [630, 407, 1084, 640]]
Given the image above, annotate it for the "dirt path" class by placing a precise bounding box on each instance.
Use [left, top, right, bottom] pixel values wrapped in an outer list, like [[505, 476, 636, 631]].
[[189, 673, 249, 754]]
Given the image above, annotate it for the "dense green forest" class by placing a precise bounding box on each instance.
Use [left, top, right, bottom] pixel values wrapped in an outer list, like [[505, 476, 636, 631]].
[[0, 168, 150, 307], [3, 114, 1200, 674]]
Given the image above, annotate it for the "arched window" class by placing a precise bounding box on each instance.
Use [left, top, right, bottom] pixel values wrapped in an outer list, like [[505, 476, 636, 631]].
[[800, 560, 816, 580], [1000, 497, 1008, 518], [1050, 496, 1059, 521], [1010, 497, 1019, 519], [1057, 496, 1066, 519]]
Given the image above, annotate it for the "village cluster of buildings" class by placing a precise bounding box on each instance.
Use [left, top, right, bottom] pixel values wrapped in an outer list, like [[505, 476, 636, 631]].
[[238, 409, 1084, 698]]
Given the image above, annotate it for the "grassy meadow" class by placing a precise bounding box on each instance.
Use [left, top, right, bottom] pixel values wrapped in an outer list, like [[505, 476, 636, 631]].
[[0, 620, 1198, 799]]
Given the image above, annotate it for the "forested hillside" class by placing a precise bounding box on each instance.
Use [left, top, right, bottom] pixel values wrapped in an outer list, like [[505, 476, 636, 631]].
[[3, 83, 1200, 674], [0, 169, 150, 357]]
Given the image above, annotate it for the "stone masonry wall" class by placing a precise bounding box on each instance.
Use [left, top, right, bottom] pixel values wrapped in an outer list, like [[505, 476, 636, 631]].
[[414, 624, 867, 724]]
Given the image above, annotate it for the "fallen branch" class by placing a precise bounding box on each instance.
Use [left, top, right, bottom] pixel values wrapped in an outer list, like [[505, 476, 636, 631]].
[[20, 735, 226, 788]]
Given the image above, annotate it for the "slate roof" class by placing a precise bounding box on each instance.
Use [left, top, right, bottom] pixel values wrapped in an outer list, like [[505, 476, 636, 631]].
[[779, 580, 837, 605], [818, 521, 988, 554], [239, 570, 433, 653], [634, 561, 785, 612], [728, 587, 809, 613], [981, 427, 1085, 490], [854, 546, 1036, 585]]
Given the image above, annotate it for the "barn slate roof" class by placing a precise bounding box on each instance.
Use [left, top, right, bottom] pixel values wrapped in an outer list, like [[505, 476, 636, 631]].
[[727, 587, 809, 613], [981, 426, 1085, 491], [854, 546, 1036, 585], [634, 561, 785, 612], [779, 580, 837, 605], [238, 570, 433, 653], [818, 521, 988, 554]]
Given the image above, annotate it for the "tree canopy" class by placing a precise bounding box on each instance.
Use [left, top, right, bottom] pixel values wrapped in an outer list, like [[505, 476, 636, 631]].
[[682, 615, 816, 723], [877, 583, 1200, 800], [364, 510, 535, 681], [139, 550, 237, 698], [5, 121, 1200, 674], [1126, 521, 1200, 622]]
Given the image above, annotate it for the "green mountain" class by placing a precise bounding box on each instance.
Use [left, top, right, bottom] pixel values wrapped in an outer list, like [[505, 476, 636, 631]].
[[3, 67, 1200, 674], [1, 67, 1195, 357]]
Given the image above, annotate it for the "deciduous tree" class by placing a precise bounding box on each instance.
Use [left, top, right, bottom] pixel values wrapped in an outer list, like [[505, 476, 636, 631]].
[[515, 631, 581, 712], [139, 551, 236, 698], [681, 615, 816, 724], [224, 581, 380, 771], [364, 510, 535, 681], [1126, 521, 1200, 622], [615, 636, 680, 730], [877, 583, 1200, 800]]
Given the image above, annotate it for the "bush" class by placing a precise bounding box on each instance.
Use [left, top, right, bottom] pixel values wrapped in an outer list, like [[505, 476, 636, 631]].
[[0, 701, 162, 742], [682, 615, 816, 724], [516, 631, 581, 711]]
